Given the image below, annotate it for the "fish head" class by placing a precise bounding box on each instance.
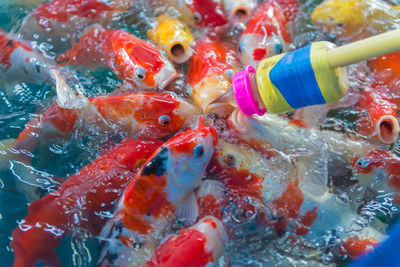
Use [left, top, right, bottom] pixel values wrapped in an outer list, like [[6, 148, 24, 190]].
[[310, 0, 363, 36], [351, 149, 389, 174], [238, 33, 286, 66], [186, 38, 239, 115], [238, 1, 288, 66], [163, 0, 227, 28], [132, 93, 197, 139], [112, 31, 178, 89], [191, 216, 227, 262], [164, 118, 218, 201], [147, 15, 195, 64], [191, 74, 235, 116], [187, 0, 228, 28]]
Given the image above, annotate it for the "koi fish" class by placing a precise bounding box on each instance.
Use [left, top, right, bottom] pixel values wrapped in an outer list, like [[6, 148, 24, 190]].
[[56, 25, 177, 89], [268, 177, 386, 256], [227, 109, 375, 197], [369, 51, 400, 95], [0, 29, 53, 94], [311, 0, 400, 41], [99, 120, 218, 266], [163, 0, 228, 28], [267, 179, 318, 235], [196, 180, 227, 220], [352, 149, 400, 203], [142, 216, 227, 267], [341, 236, 379, 258], [356, 86, 400, 144], [222, 0, 257, 21], [206, 140, 290, 232], [238, 0, 297, 66], [186, 37, 240, 116], [147, 15, 195, 64], [19, 0, 132, 52], [11, 138, 162, 267], [0, 92, 195, 200]]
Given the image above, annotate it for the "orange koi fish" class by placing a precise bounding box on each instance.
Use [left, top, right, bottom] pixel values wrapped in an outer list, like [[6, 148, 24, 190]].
[[163, 0, 228, 28], [369, 51, 400, 106], [0, 29, 53, 90], [99, 120, 218, 266], [14, 92, 193, 154], [142, 216, 227, 267], [186, 37, 240, 116], [238, 0, 299, 66], [19, 0, 132, 52], [11, 138, 163, 267], [356, 86, 399, 144], [369, 51, 400, 85], [56, 26, 177, 89], [0, 92, 195, 192]]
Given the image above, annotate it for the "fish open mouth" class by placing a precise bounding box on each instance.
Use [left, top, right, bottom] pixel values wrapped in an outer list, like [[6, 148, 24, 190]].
[[231, 7, 252, 21], [168, 41, 193, 64], [377, 115, 400, 144]]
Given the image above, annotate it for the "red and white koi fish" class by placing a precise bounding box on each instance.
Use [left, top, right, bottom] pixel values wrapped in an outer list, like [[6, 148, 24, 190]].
[[163, 0, 228, 28], [227, 109, 375, 196], [11, 138, 163, 267], [352, 149, 400, 203], [56, 25, 177, 89], [0, 92, 195, 201], [268, 177, 386, 255], [196, 180, 227, 221], [186, 37, 241, 116], [0, 29, 53, 93], [142, 216, 227, 267], [19, 0, 132, 52], [238, 0, 299, 66], [264, 179, 318, 236], [99, 120, 218, 266], [10, 92, 193, 159], [356, 85, 400, 144]]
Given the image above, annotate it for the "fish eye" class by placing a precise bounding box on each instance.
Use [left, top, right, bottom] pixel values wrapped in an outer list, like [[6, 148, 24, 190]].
[[223, 154, 235, 167], [356, 158, 370, 168], [193, 12, 202, 22], [194, 144, 204, 158], [135, 67, 146, 80], [158, 115, 171, 126]]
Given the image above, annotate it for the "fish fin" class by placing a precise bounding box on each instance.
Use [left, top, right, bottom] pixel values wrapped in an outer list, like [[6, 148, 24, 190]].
[[175, 192, 199, 226], [10, 160, 60, 202], [50, 68, 88, 109], [294, 153, 329, 198]]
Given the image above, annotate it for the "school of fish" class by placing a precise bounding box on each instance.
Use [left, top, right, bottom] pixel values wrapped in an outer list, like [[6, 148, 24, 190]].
[[0, 0, 400, 266]]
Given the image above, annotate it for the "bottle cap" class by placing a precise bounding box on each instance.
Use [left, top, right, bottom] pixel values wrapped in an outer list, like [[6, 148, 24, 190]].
[[232, 65, 266, 116]]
